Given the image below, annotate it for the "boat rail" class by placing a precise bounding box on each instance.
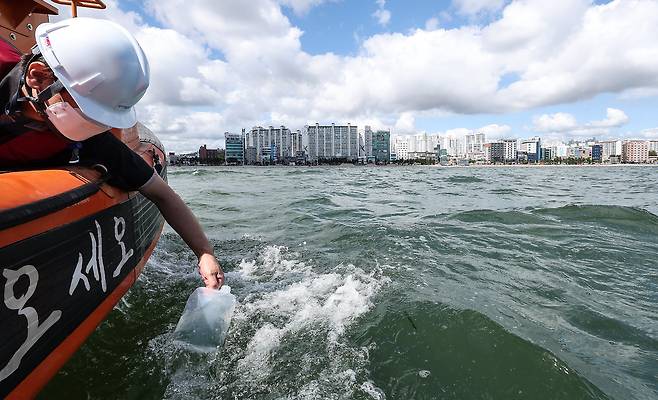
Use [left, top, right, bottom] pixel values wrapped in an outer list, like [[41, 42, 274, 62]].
[[0, 167, 109, 230], [50, 0, 106, 17]]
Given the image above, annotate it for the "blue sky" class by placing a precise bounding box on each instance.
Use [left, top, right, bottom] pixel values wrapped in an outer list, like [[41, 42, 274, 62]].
[[78, 0, 658, 151]]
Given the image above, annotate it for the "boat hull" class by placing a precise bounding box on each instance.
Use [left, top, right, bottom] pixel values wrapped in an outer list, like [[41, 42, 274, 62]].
[[0, 126, 166, 399]]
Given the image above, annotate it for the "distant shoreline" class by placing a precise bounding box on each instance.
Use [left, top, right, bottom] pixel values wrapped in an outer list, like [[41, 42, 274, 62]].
[[171, 163, 657, 168]]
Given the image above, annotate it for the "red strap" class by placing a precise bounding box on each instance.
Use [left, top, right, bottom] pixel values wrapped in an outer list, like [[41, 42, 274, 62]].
[[0, 38, 22, 79]]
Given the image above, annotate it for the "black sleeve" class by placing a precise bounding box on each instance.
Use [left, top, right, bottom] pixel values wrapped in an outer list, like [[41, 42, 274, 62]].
[[79, 132, 155, 191]]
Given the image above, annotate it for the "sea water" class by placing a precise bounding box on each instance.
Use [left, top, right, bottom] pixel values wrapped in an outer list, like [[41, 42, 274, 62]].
[[173, 286, 236, 353], [43, 166, 658, 400]]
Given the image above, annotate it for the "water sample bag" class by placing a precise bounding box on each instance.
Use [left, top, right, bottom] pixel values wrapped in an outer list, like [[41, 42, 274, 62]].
[[173, 286, 237, 353]]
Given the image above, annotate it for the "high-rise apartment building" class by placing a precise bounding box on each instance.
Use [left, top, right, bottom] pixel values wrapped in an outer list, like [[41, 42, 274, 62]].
[[591, 144, 603, 162], [648, 140, 658, 154], [392, 136, 409, 160], [502, 139, 518, 161], [246, 126, 301, 163], [600, 140, 622, 161], [486, 142, 505, 163], [306, 123, 359, 162], [622, 140, 649, 163]]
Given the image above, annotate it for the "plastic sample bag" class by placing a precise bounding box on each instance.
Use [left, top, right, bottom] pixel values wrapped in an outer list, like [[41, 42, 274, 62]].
[[173, 286, 237, 353]]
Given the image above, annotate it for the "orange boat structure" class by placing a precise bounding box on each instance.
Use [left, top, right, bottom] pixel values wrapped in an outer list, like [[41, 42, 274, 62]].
[[0, 1, 166, 398]]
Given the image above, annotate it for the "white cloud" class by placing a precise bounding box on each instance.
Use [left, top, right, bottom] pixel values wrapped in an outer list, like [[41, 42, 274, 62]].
[[639, 128, 658, 139], [533, 113, 579, 133], [587, 108, 629, 128], [373, 8, 391, 26], [75, 0, 658, 152], [453, 0, 506, 16], [394, 112, 416, 133], [532, 108, 629, 138], [425, 17, 439, 31], [372, 0, 391, 26], [478, 124, 512, 139]]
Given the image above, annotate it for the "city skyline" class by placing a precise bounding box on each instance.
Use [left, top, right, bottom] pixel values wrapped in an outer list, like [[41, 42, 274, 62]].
[[60, 1, 658, 153], [174, 122, 658, 166]]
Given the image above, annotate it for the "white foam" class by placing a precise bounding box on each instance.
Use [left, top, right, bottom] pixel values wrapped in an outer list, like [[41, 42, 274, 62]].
[[360, 381, 387, 400], [234, 245, 390, 389], [419, 370, 431, 378]]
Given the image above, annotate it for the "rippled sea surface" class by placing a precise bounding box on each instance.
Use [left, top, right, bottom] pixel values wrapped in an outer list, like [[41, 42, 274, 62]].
[[42, 166, 658, 400]]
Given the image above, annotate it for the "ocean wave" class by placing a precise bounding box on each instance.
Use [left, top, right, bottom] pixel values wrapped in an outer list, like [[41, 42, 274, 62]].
[[446, 175, 485, 184], [355, 302, 608, 400], [533, 205, 658, 235], [450, 209, 547, 225]]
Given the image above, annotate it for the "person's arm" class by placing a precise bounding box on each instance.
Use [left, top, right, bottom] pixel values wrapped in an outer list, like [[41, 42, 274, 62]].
[[139, 174, 224, 289]]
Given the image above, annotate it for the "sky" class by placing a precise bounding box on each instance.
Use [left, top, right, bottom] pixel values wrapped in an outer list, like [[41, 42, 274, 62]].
[[54, 0, 658, 152]]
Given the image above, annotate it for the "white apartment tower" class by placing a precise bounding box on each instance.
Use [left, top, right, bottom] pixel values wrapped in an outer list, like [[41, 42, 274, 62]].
[[502, 139, 518, 161], [600, 140, 623, 161], [306, 123, 359, 162], [393, 136, 410, 160], [246, 126, 301, 162]]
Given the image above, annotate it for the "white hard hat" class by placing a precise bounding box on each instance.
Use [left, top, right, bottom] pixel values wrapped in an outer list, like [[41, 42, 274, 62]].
[[35, 17, 150, 128]]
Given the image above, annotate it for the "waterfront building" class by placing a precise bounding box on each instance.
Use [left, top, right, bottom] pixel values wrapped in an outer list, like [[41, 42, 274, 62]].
[[577, 146, 591, 159], [567, 145, 579, 158], [591, 144, 603, 162], [364, 126, 373, 158], [541, 147, 554, 161], [442, 135, 460, 157], [225, 132, 245, 165], [307, 123, 359, 162], [554, 144, 569, 158], [372, 130, 391, 164], [488, 142, 505, 163], [622, 140, 649, 163], [291, 130, 303, 158], [434, 144, 442, 161], [245, 146, 258, 165], [520, 137, 541, 163], [600, 140, 623, 161], [393, 136, 409, 160], [246, 125, 301, 163], [199, 145, 223, 164], [439, 148, 449, 165], [413, 132, 429, 153], [428, 135, 441, 155], [464, 133, 486, 159], [649, 140, 658, 154], [407, 151, 437, 162], [502, 139, 518, 162]]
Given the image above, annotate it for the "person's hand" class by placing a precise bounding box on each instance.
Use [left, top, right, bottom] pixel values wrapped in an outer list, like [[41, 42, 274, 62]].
[[198, 253, 225, 289]]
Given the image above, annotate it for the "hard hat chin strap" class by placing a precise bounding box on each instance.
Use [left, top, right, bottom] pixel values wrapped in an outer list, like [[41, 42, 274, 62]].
[[23, 80, 66, 113]]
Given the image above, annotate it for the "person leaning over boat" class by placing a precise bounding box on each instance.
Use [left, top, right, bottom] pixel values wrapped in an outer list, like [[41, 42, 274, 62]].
[[0, 18, 224, 289]]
